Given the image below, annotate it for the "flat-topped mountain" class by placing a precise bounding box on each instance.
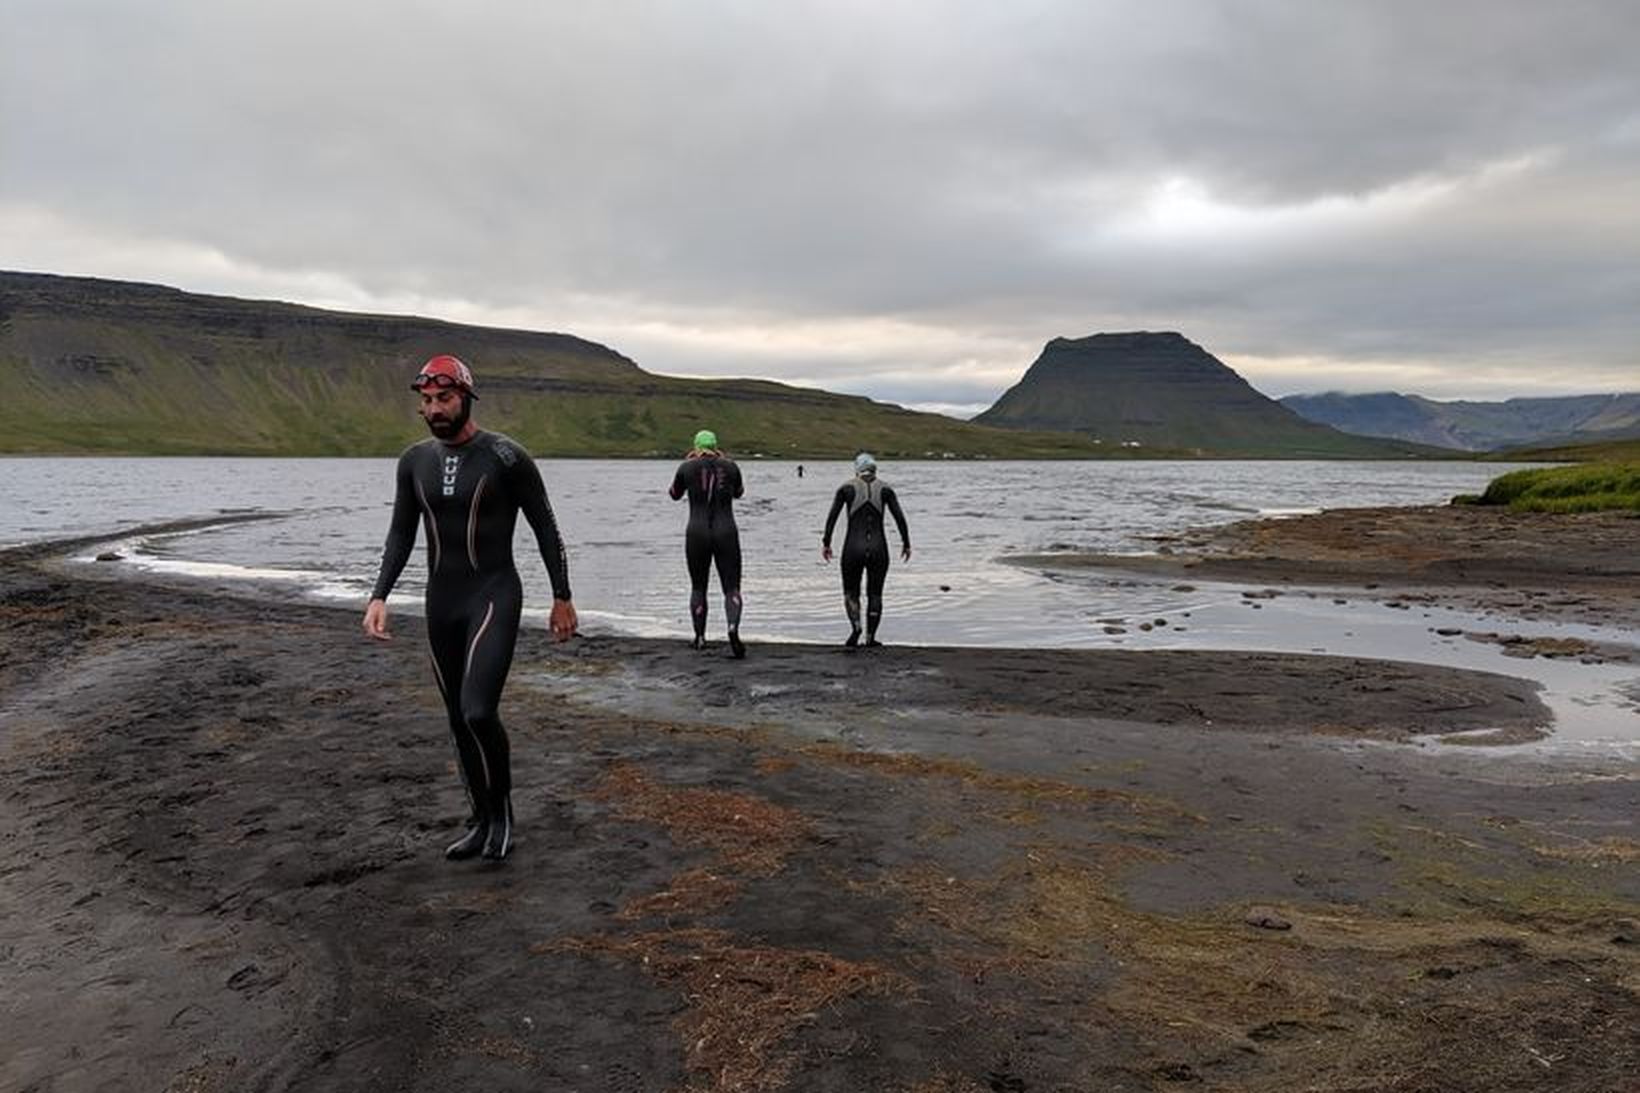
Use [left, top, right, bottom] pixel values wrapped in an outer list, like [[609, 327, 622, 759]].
[[1282, 390, 1640, 452], [974, 332, 1438, 457], [0, 271, 1105, 458]]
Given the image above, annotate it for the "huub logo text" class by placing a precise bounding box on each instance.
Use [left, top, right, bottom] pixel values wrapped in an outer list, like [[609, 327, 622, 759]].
[[442, 455, 460, 496]]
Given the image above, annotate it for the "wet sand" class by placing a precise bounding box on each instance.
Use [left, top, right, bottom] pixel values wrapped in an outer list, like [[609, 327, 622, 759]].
[[2, 513, 1637, 1092], [1012, 504, 1640, 632]]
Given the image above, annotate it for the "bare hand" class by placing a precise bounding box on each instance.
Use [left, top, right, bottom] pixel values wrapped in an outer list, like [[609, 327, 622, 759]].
[[549, 599, 578, 642], [821, 545, 833, 562], [362, 598, 391, 641]]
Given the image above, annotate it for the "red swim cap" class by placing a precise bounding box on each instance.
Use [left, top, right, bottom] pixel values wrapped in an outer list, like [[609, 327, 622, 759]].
[[411, 354, 478, 398]]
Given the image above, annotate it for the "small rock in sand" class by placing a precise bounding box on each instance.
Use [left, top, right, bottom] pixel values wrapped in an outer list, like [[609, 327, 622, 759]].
[[1244, 908, 1292, 931]]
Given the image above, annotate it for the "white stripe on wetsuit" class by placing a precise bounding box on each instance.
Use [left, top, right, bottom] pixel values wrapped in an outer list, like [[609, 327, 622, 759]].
[[415, 478, 441, 573], [466, 474, 487, 571]]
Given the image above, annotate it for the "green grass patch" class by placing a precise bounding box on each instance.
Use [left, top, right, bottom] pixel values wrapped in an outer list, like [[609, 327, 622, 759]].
[[1368, 820, 1639, 924], [1486, 437, 1640, 463], [1459, 462, 1640, 512]]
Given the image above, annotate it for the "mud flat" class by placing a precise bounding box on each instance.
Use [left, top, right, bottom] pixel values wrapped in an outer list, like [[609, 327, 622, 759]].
[[2, 524, 1637, 1092], [1013, 504, 1640, 632]]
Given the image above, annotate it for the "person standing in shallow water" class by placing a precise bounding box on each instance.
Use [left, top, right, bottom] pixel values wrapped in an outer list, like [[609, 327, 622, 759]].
[[669, 429, 747, 656], [669, 429, 746, 658], [822, 452, 911, 647], [362, 354, 578, 863]]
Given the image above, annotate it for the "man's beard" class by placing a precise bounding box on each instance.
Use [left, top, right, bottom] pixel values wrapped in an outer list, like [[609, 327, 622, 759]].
[[424, 396, 471, 439]]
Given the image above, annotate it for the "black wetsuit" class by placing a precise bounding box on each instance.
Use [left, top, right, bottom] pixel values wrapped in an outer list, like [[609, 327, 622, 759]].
[[668, 454, 744, 645], [372, 430, 570, 857], [823, 475, 910, 643]]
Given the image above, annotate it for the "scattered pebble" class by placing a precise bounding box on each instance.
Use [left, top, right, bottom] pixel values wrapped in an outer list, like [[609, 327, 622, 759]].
[[1244, 908, 1292, 931]]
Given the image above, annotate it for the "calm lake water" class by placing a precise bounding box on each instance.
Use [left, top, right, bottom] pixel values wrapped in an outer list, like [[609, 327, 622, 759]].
[[4, 456, 1636, 748], [2, 456, 1530, 639]]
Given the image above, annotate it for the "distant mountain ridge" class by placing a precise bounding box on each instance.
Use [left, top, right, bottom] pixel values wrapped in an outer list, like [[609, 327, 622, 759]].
[[1281, 391, 1640, 452], [974, 332, 1439, 457], [0, 270, 1107, 458]]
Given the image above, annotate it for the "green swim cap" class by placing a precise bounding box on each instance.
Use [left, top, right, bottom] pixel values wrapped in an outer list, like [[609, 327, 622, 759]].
[[694, 429, 718, 450]]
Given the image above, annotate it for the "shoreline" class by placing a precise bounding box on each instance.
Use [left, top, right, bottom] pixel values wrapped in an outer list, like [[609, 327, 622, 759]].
[[57, 510, 1640, 750], [4, 516, 1638, 1091], [42, 537, 1570, 751], [1006, 503, 1640, 631]]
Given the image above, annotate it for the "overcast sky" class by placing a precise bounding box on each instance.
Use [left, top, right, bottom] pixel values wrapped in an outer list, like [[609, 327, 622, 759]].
[[4, 1, 1637, 414]]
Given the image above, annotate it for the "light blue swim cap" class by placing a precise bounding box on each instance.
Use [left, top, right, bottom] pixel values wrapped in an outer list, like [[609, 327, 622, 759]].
[[854, 452, 877, 474]]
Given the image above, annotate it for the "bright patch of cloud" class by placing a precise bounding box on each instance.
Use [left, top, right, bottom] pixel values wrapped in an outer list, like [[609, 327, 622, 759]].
[[1092, 152, 1553, 251], [901, 401, 991, 419]]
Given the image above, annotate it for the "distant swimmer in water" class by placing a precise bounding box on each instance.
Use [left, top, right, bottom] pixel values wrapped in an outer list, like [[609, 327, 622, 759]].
[[797, 464, 804, 478], [669, 429, 746, 658], [363, 354, 578, 863], [822, 452, 911, 647]]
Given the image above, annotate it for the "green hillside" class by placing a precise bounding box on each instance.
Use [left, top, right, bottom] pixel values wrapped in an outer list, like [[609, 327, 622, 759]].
[[1485, 437, 1640, 463], [0, 271, 1110, 458]]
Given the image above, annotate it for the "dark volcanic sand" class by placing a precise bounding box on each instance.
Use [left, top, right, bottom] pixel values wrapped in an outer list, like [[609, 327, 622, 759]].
[[2, 520, 1637, 1093]]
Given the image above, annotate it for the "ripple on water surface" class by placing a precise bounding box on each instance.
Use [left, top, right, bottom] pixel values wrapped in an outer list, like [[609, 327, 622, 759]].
[[23, 457, 1628, 747]]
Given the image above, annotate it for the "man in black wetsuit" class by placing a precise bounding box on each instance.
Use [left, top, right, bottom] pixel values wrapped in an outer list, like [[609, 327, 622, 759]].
[[822, 452, 911, 647], [668, 429, 746, 658], [362, 354, 577, 862]]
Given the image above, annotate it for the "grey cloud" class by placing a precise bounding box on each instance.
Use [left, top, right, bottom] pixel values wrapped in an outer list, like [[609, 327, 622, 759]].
[[3, 0, 1637, 402]]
